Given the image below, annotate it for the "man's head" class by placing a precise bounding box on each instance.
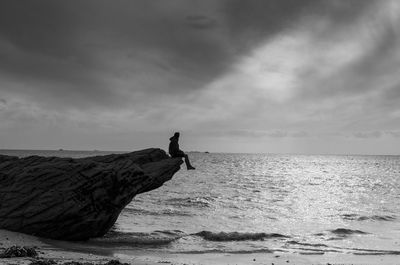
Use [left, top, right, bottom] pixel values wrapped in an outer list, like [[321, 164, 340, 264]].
[[174, 132, 180, 138]]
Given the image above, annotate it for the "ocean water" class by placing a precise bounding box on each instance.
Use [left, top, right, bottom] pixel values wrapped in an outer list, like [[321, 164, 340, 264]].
[[1, 149, 400, 257]]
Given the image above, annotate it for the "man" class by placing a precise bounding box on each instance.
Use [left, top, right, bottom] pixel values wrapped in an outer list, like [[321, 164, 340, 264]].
[[169, 132, 195, 170]]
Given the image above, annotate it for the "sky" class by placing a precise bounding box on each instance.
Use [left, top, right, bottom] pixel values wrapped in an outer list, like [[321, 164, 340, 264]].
[[0, 0, 400, 155]]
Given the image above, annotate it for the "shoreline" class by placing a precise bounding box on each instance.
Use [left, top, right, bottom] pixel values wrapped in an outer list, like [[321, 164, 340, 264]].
[[2, 229, 400, 265], [0, 229, 148, 265]]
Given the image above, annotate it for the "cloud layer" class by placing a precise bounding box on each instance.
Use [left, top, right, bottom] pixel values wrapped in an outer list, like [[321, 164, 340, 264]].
[[1, 0, 399, 154]]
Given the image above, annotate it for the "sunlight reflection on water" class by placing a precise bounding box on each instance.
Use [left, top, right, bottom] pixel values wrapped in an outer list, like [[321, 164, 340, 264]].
[[120, 153, 400, 254]]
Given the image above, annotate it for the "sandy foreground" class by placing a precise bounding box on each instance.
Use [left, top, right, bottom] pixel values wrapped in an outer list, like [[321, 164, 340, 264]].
[[1, 229, 399, 265]]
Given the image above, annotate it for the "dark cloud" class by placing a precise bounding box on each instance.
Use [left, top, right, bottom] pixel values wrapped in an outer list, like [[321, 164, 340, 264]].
[[0, 1, 230, 77], [222, 0, 374, 50], [0, 1, 228, 110], [298, 1, 399, 100], [0, 0, 378, 111], [185, 15, 217, 30], [0, 1, 79, 58]]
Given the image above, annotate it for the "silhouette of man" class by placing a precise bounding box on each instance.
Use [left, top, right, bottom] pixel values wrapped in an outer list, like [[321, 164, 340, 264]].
[[169, 132, 195, 170]]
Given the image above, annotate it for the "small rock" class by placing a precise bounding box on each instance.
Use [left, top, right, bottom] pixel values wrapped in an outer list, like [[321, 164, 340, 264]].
[[0, 246, 38, 258], [104, 260, 130, 265], [29, 259, 57, 265]]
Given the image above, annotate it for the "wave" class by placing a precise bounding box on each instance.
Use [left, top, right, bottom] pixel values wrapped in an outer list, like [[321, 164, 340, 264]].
[[90, 229, 290, 246], [285, 241, 342, 254], [329, 228, 369, 235], [193, 231, 290, 242], [312, 228, 369, 241], [90, 230, 185, 246], [287, 240, 400, 256], [175, 248, 278, 254], [341, 213, 396, 221], [123, 207, 193, 217], [352, 250, 400, 255], [165, 196, 215, 208], [84, 228, 400, 256], [340, 246, 400, 256], [175, 241, 400, 256], [286, 240, 329, 248]]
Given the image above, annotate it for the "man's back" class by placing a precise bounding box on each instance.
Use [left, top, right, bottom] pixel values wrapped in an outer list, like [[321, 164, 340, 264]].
[[169, 136, 180, 157]]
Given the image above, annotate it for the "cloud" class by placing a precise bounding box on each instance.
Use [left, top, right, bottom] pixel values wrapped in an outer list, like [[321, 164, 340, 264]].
[[204, 130, 306, 138], [1, 0, 399, 154], [185, 15, 217, 30], [291, 131, 310, 138], [233, 130, 288, 138], [222, 0, 373, 48], [386, 131, 400, 138], [0, 1, 228, 111], [0, 0, 377, 111], [353, 131, 383, 139], [296, 1, 400, 101]]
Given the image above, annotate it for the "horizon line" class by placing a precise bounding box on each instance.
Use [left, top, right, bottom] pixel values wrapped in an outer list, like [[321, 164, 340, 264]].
[[0, 148, 399, 157]]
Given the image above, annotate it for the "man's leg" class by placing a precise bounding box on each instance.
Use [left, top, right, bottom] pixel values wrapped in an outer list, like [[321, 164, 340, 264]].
[[184, 154, 195, 170]]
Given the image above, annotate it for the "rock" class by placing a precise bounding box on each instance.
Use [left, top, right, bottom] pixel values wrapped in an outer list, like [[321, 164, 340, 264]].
[[0, 148, 183, 241], [0, 246, 38, 258]]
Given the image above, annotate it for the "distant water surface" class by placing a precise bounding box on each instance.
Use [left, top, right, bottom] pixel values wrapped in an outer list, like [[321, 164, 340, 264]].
[[1, 150, 400, 256]]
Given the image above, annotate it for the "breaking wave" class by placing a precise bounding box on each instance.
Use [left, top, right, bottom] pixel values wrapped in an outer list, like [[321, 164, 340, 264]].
[[193, 231, 290, 241], [90, 230, 291, 246], [90, 230, 185, 246], [175, 248, 277, 254], [341, 214, 396, 222], [165, 196, 215, 208], [123, 207, 193, 217], [329, 228, 369, 235], [286, 240, 329, 248]]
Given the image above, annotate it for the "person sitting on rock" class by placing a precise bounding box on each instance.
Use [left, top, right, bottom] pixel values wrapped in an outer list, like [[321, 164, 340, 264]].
[[169, 132, 195, 170]]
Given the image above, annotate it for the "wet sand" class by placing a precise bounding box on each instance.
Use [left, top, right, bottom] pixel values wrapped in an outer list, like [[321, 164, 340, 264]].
[[1, 229, 399, 265], [0, 229, 151, 265]]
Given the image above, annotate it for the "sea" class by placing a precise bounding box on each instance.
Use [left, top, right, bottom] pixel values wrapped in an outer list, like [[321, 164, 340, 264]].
[[1, 149, 400, 258]]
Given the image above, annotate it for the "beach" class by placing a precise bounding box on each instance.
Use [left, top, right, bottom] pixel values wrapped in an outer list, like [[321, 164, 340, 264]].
[[2, 229, 400, 265], [0, 229, 155, 265]]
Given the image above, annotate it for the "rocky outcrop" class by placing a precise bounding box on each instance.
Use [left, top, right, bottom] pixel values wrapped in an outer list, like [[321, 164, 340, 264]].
[[0, 148, 182, 241]]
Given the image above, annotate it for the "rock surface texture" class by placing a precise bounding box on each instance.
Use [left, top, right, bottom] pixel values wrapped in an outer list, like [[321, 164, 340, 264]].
[[0, 148, 182, 241]]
